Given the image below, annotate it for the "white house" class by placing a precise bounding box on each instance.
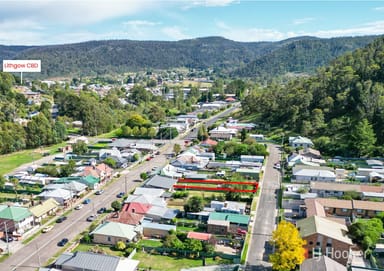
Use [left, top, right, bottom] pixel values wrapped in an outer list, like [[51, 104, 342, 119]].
[[209, 126, 237, 140], [292, 168, 336, 183], [289, 136, 314, 149]]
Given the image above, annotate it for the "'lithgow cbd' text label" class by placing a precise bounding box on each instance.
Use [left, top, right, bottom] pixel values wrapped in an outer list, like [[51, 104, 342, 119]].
[[3, 60, 41, 72]]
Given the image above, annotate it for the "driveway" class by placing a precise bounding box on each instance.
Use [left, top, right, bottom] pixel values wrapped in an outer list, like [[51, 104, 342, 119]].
[[245, 143, 280, 271]]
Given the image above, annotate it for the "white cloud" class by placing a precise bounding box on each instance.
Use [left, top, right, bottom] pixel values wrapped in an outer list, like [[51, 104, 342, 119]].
[[216, 20, 384, 42], [374, 6, 384, 11], [162, 26, 190, 40], [122, 20, 160, 27], [181, 0, 238, 9], [292, 17, 315, 25], [0, 0, 160, 25]]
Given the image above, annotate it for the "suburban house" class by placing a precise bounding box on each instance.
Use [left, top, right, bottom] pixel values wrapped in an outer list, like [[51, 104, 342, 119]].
[[0, 205, 34, 235], [296, 215, 353, 265], [207, 212, 250, 235], [209, 126, 237, 141], [171, 153, 209, 170], [133, 187, 165, 197], [38, 188, 72, 206], [109, 156, 129, 169], [160, 164, 183, 178], [240, 155, 264, 163], [200, 138, 218, 149], [107, 203, 144, 226], [29, 198, 60, 224], [90, 221, 142, 245], [300, 256, 347, 271], [125, 194, 167, 208], [44, 181, 88, 197], [235, 167, 261, 179], [99, 148, 122, 160], [142, 222, 176, 238], [187, 232, 215, 245], [55, 176, 100, 190], [356, 168, 384, 182], [54, 251, 139, 271], [289, 136, 314, 149], [298, 148, 322, 160], [145, 205, 180, 222], [210, 201, 246, 214], [309, 182, 384, 199], [304, 198, 384, 219], [249, 134, 265, 141], [292, 167, 336, 183], [144, 175, 178, 191]]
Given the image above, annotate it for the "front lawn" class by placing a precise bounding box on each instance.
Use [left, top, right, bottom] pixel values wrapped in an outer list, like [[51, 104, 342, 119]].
[[132, 252, 231, 271]]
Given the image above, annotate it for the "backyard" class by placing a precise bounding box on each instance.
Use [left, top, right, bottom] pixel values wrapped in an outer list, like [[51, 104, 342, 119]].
[[132, 252, 231, 271]]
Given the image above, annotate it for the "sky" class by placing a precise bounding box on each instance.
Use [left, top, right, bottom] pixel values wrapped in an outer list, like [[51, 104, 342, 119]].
[[0, 0, 384, 45]]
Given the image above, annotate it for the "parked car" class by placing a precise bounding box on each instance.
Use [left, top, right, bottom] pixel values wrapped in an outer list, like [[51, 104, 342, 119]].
[[86, 215, 97, 222], [116, 192, 125, 198], [74, 204, 84, 210], [83, 198, 91, 204], [1, 236, 13, 242], [56, 216, 67, 223], [97, 207, 107, 214], [57, 238, 69, 247], [42, 225, 54, 233], [95, 190, 104, 195]]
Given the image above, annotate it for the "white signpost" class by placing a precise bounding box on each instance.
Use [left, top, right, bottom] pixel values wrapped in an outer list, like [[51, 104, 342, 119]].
[[3, 60, 41, 83]]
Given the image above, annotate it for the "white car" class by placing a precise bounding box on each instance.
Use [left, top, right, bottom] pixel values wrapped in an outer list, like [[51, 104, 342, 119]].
[[42, 225, 54, 233], [74, 204, 84, 210]]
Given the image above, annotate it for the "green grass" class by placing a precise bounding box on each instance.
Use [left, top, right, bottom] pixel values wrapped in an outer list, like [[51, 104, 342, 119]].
[[97, 128, 121, 139], [132, 252, 230, 271], [138, 239, 163, 247], [177, 226, 199, 232], [0, 150, 42, 176], [0, 142, 68, 176]]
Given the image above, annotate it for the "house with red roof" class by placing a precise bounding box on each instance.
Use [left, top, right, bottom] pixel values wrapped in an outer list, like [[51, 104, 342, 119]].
[[187, 231, 215, 245]]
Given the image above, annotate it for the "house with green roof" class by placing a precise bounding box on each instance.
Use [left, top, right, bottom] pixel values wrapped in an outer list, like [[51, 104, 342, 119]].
[[29, 198, 60, 224], [90, 221, 142, 245], [0, 205, 34, 235], [207, 212, 250, 235], [54, 176, 100, 190]]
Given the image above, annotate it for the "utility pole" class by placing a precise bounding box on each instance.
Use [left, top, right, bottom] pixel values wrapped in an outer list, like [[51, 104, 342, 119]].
[[4, 222, 10, 254], [125, 175, 128, 195]]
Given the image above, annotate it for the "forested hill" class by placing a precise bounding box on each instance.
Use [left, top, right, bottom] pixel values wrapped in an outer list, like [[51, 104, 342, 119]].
[[242, 37, 384, 157], [232, 36, 380, 80], [0, 35, 380, 78]]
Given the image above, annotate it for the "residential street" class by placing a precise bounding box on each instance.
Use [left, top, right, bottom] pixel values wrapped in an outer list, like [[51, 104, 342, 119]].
[[0, 106, 238, 271], [245, 144, 280, 271]]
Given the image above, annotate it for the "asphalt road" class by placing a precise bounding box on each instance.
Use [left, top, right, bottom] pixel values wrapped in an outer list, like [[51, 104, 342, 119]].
[[0, 105, 239, 271], [245, 143, 281, 271]]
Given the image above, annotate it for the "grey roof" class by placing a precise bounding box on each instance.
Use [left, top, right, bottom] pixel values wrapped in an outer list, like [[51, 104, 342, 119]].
[[145, 175, 178, 190], [146, 206, 180, 219], [142, 222, 176, 231], [55, 251, 119, 271], [133, 187, 165, 197], [300, 256, 347, 271]]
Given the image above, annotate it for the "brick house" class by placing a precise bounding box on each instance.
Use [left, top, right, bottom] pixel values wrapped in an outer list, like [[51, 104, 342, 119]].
[[296, 216, 353, 265]]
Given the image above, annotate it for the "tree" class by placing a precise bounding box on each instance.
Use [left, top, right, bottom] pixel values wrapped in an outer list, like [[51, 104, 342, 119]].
[[115, 241, 126, 251], [163, 233, 184, 250], [140, 172, 148, 181], [10, 177, 19, 199], [111, 200, 122, 212], [197, 125, 208, 141], [104, 157, 117, 168], [184, 238, 203, 256], [184, 196, 204, 213], [0, 175, 6, 189], [349, 118, 376, 157], [173, 144, 181, 155], [269, 221, 306, 271], [72, 140, 88, 155]]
